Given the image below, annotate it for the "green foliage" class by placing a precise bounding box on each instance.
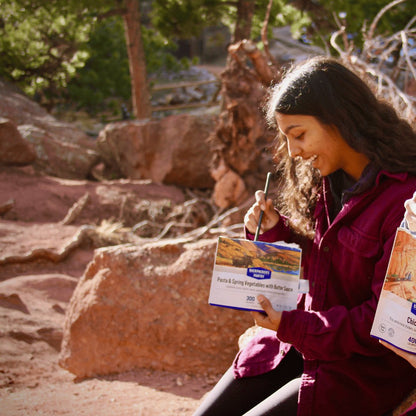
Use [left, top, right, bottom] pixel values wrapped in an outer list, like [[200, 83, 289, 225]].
[[329, 0, 414, 33], [142, 26, 192, 74], [151, 0, 310, 48], [65, 17, 130, 111], [3, 0, 412, 114], [0, 0, 193, 113], [251, 0, 311, 40], [0, 0, 93, 96], [65, 16, 190, 113], [151, 0, 227, 38], [304, 0, 416, 49]]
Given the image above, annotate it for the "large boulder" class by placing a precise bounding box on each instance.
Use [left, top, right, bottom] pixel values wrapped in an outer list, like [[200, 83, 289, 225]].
[[0, 118, 36, 166], [18, 124, 98, 179], [97, 112, 217, 189], [0, 79, 99, 179], [59, 238, 252, 378]]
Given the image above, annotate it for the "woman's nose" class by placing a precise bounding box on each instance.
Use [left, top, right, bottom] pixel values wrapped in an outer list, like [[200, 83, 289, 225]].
[[287, 138, 302, 158]]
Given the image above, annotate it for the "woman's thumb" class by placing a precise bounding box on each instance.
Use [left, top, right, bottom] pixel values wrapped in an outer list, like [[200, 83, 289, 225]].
[[257, 295, 273, 314]]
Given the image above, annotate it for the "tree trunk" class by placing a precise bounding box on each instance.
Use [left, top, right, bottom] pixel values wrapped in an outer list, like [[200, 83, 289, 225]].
[[233, 0, 255, 42], [123, 0, 151, 119]]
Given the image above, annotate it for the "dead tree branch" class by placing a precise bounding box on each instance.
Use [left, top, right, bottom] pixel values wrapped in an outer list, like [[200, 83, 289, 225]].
[[331, 0, 416, 124], [366, 0, 406, 43]]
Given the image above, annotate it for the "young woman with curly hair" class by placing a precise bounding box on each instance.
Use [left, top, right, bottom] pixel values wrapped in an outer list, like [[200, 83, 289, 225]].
[[193, 56, 416, 416]]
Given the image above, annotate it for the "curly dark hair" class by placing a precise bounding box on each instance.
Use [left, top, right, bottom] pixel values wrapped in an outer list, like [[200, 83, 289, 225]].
[[265, 56, 416, 238]]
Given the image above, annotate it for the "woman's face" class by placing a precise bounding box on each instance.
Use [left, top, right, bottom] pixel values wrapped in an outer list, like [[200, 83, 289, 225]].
[[275, 113, 369, 181]]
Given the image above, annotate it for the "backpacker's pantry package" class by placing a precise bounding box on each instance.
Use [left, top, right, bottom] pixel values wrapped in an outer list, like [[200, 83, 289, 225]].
[[209, 236, 304, 312], [371, 227, 416, 354]]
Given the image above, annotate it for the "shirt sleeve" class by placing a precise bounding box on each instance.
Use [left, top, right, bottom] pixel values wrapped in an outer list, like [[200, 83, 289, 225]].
[[276, 231, 396, 361]]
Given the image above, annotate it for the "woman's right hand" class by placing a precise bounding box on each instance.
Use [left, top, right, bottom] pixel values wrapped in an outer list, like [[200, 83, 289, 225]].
[[244, 190, 280, 235]]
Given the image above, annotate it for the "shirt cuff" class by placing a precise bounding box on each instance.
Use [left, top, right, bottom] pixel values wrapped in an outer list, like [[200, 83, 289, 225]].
[[277, 309, 309, 351], [245, 214, 292, 243]]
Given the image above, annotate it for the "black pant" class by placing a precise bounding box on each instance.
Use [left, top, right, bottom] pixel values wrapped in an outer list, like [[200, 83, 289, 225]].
[[193, 348, 303, 416]]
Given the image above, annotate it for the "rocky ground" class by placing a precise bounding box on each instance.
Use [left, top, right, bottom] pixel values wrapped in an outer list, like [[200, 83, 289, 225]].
[[0, 166, 222, 416]]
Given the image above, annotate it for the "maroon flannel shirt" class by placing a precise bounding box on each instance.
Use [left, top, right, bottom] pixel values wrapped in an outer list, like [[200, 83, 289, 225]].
[[234, 170, 416, 416]]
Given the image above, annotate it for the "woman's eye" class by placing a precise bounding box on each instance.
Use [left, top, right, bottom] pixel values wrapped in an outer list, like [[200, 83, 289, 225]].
[[295, 133, 304, 140]]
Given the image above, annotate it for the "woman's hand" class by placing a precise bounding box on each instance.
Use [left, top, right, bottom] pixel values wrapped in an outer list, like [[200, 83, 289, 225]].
[[244, 190, 280, 235], [404, 191, 416, 232], [251, 295, 282, 332]]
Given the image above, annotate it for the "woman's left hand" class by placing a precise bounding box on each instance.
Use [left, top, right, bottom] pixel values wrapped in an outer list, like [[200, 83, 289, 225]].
[[251, 295, 282, 332]]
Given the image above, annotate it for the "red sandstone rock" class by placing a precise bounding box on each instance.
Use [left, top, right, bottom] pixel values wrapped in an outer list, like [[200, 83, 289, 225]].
[[0, 221, 86, 265], [211, 164, 248, 209], [0, 118, 36, 165], [0, 166, 185, 225], [0, 79, 98, 179], [97, 113, 216, 188], [60, 238, 253, 378]]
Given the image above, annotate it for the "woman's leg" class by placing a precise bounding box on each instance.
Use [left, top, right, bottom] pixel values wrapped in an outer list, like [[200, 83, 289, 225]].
[[193, 348, 303, 416], [243, 377, 301, 416]]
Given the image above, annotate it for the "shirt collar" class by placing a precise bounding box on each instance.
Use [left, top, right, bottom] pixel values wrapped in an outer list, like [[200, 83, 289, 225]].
[[327, 162, 380, 221]]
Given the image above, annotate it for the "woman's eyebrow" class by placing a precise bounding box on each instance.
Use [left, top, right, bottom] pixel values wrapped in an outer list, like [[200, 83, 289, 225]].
[[284, 124, 301, 135]]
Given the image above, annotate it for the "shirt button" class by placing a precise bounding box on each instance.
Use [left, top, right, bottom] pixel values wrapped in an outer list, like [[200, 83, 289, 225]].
[[323, 246, 330, 252]]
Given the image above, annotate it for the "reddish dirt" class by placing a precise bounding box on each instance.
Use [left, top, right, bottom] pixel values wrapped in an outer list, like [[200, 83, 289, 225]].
[[0, 338, 215, 416], [0, 167, 219, 416]]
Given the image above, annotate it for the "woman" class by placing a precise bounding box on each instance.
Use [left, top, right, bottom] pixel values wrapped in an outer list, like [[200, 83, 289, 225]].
[[194, 57, 416, 416]]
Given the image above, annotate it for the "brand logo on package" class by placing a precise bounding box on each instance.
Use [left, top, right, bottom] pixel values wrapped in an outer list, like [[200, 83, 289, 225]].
[[247, 267, 271, 280], [411, 302, 416, 316]]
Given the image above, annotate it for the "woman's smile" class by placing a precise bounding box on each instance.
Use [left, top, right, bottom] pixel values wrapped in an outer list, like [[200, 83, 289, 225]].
[[310, 154, 318, 168]]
